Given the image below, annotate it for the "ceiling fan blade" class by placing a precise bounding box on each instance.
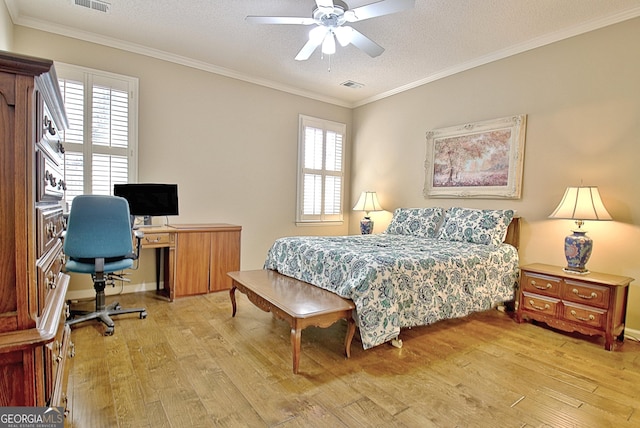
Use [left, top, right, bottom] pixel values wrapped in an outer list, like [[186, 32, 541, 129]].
[[349, 28, 385, 58], [315, 0, 335, 9], [345, 0, 415, 22], [295, 37, 323, 61], [246, 16, 315, 25]]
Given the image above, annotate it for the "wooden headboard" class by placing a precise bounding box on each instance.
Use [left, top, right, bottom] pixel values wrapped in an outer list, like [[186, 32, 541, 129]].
[[504, 216, 521, 249]]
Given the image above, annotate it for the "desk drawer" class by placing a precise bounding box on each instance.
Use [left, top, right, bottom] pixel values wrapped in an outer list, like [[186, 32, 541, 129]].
[[141, 232, 171, 248]]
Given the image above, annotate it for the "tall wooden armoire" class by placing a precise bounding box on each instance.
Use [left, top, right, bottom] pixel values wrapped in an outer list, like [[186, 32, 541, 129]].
[[0, 50, 72, 409]]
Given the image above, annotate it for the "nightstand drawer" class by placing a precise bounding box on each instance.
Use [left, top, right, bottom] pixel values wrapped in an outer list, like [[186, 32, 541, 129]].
[[521, 292, 559, 316], [521, 272, 561, 298], [562, 280, 609, 309], [562, 302, 606, 329]]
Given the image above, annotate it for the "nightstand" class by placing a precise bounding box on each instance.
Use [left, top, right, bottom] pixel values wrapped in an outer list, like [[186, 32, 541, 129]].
[[516, 263, 633, 350]]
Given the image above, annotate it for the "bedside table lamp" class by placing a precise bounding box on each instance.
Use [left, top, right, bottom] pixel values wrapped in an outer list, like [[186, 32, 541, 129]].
[[548, 186, 612, 274], [353, 191, 383, 235]]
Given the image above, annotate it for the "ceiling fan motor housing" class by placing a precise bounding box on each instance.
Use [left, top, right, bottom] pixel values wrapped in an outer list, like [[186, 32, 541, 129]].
[[313, 0, 349, 28]]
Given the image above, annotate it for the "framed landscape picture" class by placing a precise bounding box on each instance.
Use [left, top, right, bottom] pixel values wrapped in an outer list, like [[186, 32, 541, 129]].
[[424, 114, 527, 199]]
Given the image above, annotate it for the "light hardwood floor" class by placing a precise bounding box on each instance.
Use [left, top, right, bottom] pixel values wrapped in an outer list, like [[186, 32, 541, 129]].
[[65, 290, 640, 427]]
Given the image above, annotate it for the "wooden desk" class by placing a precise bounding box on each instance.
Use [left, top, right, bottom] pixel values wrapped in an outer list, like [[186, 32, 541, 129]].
[[140, 224, 241, 301]]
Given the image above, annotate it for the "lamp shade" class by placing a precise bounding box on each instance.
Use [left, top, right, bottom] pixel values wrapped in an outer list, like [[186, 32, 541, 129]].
[[548, 186, 612, 221], [353, 191, 383, 214]]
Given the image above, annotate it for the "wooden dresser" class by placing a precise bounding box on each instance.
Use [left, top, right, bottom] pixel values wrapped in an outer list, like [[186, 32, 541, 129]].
[[0, 51, 72, 408], [517, 263, 633, 350]]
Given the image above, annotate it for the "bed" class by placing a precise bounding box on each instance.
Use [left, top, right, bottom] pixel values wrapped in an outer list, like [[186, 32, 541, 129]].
[[263, 207, 520, 350]]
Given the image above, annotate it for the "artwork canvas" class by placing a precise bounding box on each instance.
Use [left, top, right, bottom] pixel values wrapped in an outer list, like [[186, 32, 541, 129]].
[[424, 115, 527, 199]]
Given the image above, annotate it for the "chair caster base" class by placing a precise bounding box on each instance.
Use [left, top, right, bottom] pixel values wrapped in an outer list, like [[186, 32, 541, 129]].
[[104, 326, 114, 336], [140, 311, 147, 319]]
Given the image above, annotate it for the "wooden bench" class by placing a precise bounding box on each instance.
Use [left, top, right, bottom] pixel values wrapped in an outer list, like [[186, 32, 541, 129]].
[[227, 269, 356, 374]]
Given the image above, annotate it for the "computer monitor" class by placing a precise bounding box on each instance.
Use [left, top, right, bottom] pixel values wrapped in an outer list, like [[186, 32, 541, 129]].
[[113, 183, 179, 225]]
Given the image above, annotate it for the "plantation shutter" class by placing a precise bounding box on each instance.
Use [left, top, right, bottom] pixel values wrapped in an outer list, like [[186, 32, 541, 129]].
[[57, 63, 138, 206], [297, 115, 346, 223]]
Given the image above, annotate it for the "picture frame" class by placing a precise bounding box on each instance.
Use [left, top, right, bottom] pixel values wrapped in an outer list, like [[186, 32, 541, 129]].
[[424, 114, 527, 199]]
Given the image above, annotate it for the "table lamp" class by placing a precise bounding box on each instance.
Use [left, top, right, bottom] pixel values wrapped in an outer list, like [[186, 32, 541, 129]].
[[353, 191, 383, 234], [548, 186, 612, 274]]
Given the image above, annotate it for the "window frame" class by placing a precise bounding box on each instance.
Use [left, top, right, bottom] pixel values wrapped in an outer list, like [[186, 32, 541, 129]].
[[296, 114, 346, 225], [55, 62, 139, 205]]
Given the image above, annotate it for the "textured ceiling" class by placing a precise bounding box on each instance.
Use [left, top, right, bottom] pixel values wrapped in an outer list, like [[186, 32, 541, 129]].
[[6, 0, 640, 107]]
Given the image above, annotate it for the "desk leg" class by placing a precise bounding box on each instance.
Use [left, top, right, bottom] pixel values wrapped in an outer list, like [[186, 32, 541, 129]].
[[155, 248, 161, 292]]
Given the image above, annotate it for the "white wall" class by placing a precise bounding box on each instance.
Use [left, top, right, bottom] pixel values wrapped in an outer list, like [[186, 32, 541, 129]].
[[10, 16, 640, 334], [12, 26, 352, 295], [0, 0, 12, 51], [351, 18, 640, 332]]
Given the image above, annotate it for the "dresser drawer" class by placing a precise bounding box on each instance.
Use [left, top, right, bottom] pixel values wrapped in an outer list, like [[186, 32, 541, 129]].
[[41, 103, 63, 148], [521, 292, 559, 316], [562, 280, 609, 309], [36, 241, 66, 312], [37, 205, 65, 258], [36, 148, 66, 202], [141, 232, 171, 248], [562, 302, 606, 329], [521, 272, 562, 298], [45, 283, 73, 411]]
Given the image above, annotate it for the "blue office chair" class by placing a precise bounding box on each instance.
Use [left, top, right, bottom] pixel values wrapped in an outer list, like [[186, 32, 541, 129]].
[[64, 195, 147, 335]]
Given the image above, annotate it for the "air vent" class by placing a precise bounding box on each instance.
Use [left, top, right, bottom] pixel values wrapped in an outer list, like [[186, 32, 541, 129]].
[[340, 80, 364, 89], [73, 0, 111, 13]]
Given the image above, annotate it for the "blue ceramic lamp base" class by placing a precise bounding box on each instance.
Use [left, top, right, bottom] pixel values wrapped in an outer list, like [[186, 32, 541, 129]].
[[563, 229, 593, 274], [360, 217, 374, 235]]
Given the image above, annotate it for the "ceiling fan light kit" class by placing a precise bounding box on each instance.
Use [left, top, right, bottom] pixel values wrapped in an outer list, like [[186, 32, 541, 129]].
[[246, 0, 415, 61]]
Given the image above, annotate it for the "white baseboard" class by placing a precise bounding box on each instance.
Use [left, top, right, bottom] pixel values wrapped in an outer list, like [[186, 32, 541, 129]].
[[65, 281, 158, 301], [625, 327, 640, 342]]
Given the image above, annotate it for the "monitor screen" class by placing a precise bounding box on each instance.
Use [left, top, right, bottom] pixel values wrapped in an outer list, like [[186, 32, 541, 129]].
[[113, 183, 179, 217]]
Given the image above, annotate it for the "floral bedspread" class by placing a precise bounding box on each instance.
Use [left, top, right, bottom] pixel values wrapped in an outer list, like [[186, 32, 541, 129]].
[[264, 234, 519, 349]]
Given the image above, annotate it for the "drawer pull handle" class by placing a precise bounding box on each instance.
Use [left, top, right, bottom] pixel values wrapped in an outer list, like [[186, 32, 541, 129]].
[[570, 310, 595, 322], [531, 280, 551, 290], [572, 289, 598, 299], [528, 300, 550, 311], [43, 115, 56, 135], [46, 271, 56, 289], [145, 237, 160, 243]]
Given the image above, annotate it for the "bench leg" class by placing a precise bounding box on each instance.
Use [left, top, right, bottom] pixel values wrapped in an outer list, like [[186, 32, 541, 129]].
[[291, 324, 301, 374], [345, 315, 356, 358], [230, 285, 238, 317]]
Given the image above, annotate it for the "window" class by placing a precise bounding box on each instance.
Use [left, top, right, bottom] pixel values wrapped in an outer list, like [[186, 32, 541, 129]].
[[296, 115, 346, 224], [56, 63, 138, 205]]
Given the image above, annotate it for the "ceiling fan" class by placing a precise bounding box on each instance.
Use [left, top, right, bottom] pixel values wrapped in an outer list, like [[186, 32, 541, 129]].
[[246, 0, 415, 61]]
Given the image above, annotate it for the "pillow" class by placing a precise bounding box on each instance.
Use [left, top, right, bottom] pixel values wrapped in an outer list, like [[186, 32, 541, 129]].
[[437, 207, 514, 246], [384, 207, 444, 238]]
